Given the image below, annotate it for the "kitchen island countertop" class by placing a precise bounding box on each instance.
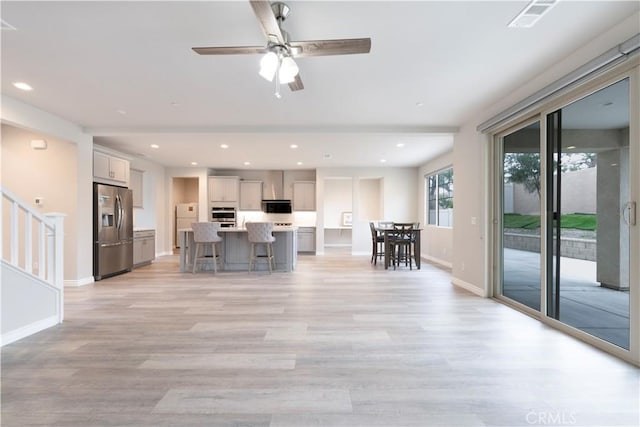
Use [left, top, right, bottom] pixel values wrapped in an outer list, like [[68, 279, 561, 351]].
[[178, 227, 297, 272]]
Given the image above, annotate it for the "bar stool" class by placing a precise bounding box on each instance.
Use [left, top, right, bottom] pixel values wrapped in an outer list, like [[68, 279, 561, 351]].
[[245, 222, 275, 273], [191, 222, 223, 273]]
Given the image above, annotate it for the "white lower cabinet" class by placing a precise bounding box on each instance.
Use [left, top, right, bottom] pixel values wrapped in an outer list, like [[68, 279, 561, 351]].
[[133, 230, 155, 267], [297, 227, 316, 253]]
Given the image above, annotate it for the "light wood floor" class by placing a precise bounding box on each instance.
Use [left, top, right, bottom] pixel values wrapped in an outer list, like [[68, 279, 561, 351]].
[[2, 249, 639, 426]]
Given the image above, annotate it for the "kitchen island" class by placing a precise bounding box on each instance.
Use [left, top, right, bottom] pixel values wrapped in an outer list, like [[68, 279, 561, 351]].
[[178, 226, 297, 272]]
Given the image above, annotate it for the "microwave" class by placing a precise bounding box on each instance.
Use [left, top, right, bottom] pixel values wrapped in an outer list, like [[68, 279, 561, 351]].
[[262, 200, 292, 214]]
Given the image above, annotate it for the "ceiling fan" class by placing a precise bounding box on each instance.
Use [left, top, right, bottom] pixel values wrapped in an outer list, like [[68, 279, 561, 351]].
[[192, 0, 371, 97]]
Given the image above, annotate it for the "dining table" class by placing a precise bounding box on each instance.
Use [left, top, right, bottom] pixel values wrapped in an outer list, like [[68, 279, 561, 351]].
[[375, 225, 422, 270]]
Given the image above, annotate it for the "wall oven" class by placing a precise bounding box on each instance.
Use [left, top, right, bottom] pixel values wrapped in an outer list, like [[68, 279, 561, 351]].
[[211, 207, 236, 227]]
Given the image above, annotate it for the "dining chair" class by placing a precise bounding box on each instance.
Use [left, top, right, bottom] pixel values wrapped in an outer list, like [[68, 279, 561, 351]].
[[245, 222, 276, 273], [389, 222, 414, 270], [191, 222, 223, 273], [369, 222, 385, 265], [377, 221, 394, 229]]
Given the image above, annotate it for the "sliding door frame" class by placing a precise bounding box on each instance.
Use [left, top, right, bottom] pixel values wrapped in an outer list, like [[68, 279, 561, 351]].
[[491, 117, 546, 319], [489, 60, 639, 365]]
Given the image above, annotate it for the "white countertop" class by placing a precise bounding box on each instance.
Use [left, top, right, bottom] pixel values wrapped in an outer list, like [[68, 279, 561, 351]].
[[178, 226, 296, 233]]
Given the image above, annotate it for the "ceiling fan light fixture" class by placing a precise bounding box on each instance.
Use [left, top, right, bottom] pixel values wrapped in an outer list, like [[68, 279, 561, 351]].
[[259, 51, 278, 81], [278, 56, 299, 84]]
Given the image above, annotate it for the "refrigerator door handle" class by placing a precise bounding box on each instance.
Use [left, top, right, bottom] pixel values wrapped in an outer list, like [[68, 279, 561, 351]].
[[100, 242, 123, 248], [115, 193, 122, 230]]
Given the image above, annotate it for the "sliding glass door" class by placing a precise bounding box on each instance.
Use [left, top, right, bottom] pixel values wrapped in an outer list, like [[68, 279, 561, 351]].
[[547, 79, 630, 349], [497, 78, 633, 351]]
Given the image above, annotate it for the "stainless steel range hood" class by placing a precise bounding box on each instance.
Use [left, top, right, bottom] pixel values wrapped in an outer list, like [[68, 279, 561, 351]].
[[263, 170, 284, 200], [261, 170, 291, 213]]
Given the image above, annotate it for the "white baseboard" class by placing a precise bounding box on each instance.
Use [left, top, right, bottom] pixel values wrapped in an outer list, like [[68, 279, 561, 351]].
[[421, 254, 452, 269], [157, 251, 174, 257], [64, 276, 94, 287], [451, 276, 486, 297], [1, 315, 60, 347]]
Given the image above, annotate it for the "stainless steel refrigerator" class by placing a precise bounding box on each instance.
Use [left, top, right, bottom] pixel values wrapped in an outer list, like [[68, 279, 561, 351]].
[[93, 183, 133, 280]]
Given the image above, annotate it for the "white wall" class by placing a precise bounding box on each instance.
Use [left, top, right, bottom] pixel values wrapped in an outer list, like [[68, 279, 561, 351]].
[[418, 152, 454, 268], [323, 178, 353, 228], [1, 124, 78, 279], [451, 124, 489, 295], [129, 155, 167, 255], [1, 96, 94, 285], [316, 167, 418, 254], [1, 263, 59, 343], [358, 178, 383, 222]]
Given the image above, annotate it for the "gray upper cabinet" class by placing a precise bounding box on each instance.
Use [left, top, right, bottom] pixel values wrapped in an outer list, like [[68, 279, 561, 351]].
[[130, 169, 144, 208], [208, 176, 239, 203], [293, 181, 315, 211], [240, 181, 263, 211], [93, 151, 129, 186]]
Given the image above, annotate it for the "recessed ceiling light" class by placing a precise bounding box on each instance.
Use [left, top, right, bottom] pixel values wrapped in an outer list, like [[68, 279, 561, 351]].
[[13, 82, 32, 91], [566, 145, 576, 150], [191, 161, 198, 166], [290, 144, 298, 149], [170, 101, 180, 107], [323, 153, 332, 160], [150, 144, 159, 149], [415, 102, 424, 107], [116, 109, 127, 115], [244, 161, 251, 166], [611, 163, 618, 167], [297, 161, 303, 165], [380, 159, 387, 163], [396, 143, 405, 148], [220, 144, 229, 149]]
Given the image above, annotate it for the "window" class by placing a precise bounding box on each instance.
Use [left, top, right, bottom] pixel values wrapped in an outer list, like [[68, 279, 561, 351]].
[[426, 167, 453, 227]]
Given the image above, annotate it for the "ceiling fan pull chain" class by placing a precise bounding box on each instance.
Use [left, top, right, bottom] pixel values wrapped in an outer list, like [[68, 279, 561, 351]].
[[275, 55, 282, 98]]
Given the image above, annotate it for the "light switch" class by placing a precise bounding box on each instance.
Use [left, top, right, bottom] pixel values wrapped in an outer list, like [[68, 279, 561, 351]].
[[471, 216, 477, 225]]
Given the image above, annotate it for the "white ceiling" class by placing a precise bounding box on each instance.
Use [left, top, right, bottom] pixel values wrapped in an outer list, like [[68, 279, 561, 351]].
[[2, 1, 638, 169]]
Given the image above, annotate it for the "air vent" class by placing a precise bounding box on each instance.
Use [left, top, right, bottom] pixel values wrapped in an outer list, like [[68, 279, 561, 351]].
[[1, 19, 16, 31], [508, 0, 558, 28]]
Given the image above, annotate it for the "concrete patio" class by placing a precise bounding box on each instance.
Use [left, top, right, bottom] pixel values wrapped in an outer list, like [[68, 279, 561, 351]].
[[503, 248, 630, 349]]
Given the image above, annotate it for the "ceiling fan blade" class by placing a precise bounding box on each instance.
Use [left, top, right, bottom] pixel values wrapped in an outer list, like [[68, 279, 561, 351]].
[[288, 73, 304, 91], [192, 46, 267, 55], [250, 0, 285, 45], [289, 38, 371, 57]]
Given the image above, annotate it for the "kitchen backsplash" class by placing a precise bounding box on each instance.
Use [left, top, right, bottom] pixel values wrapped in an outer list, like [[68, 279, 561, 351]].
[[236, 211, 316, 227]]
